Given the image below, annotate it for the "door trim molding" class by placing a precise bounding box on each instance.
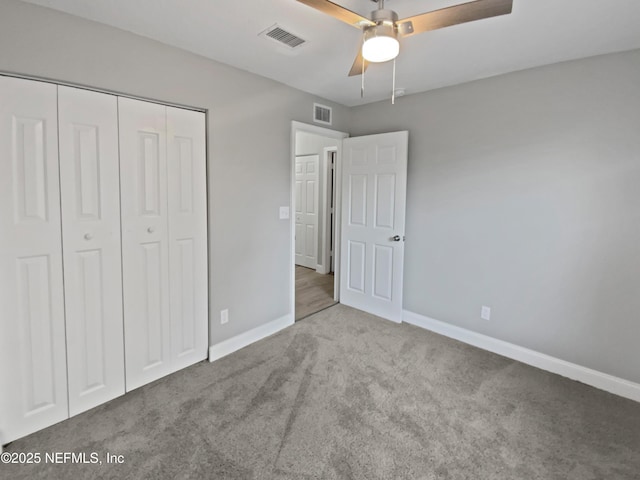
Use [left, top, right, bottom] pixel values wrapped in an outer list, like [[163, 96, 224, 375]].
[[317, 146, 338, 277], [403, 310, 640, 403], [290, 122, 348, 319]]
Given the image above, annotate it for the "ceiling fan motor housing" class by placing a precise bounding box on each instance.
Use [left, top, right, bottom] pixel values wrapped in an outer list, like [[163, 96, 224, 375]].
[[365, 9, 399, 45], [362, 9, 399, 63], [370, 8, 398, 26]]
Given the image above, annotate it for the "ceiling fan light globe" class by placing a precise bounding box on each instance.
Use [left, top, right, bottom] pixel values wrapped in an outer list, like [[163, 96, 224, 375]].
[[362, 36, 399, 63]]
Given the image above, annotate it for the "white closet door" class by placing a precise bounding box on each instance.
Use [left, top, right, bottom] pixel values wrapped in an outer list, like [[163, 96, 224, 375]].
[[118, 98, 172, 391], [167, 107, 208, 370], [0, 77, 68, 444], [58, 86, 125, 415]]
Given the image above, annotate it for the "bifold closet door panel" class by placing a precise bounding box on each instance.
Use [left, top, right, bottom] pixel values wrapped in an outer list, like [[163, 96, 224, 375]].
[[0, 77, 68, 444], [58, 86, 125, 416], [118, 97, 172, 391], [167, 107, 208, 370]]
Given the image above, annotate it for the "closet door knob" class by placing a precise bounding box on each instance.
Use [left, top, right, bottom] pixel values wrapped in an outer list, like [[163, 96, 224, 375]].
[[84, 233, 93, 241], [147, 227, 155, 234]]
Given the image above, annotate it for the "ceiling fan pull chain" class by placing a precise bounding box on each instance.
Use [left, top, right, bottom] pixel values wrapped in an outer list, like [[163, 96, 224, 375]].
[[361, 48, 366, 98], [391, 57, 396, 104]]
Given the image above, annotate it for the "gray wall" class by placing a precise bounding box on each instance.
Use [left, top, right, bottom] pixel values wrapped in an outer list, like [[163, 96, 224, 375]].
[[351, 49, 640, 384], [0, 0, 351, 345]]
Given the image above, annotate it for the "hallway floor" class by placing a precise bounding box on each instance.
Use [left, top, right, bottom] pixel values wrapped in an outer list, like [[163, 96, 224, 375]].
[[295, 265, 336, 321]]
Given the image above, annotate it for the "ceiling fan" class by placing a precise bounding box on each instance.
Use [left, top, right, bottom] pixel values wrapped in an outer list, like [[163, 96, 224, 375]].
[[297, 0, 513, 84]]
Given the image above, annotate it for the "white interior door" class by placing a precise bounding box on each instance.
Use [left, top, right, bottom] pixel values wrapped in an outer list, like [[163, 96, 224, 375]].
[[118, 97, 172, 391], [58, 86, 125, 416], [0, 77, 69, 444], [167, 107, 208, 371], [295, 154, 319, 269], [339, 131, 408, 322]]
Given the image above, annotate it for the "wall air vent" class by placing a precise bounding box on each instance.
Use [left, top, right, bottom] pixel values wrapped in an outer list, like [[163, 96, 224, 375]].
[[259, 24, 306, 49], [313, 103, 332, 126]]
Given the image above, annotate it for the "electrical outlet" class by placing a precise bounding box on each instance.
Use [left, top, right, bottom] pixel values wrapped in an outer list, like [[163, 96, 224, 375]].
[[220, 309, 229, 325], [481, 306, 491, 321]]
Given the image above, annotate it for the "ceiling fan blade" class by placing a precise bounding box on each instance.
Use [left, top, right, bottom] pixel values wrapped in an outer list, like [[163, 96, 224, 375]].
[[397, 0, 513, 37], [297, 0, 375, 29], [348, 49, 369, 77]]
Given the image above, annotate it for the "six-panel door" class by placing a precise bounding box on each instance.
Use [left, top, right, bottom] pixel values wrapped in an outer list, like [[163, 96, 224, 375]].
[[340, 132, 408, 322], [58, 86, 126, 416], [0, 77, 69, 444], [295, 155, 319, 269]]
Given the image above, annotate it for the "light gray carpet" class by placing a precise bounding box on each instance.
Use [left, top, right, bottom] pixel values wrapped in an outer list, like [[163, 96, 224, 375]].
[[3, 304, 640, 479]]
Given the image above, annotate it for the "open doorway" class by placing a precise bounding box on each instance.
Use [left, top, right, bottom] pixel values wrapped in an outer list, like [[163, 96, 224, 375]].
[[295, 147, 337, 320], [291, 122, 348, 321]]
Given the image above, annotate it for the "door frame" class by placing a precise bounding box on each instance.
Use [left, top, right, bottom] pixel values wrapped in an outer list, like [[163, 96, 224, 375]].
[[318, 146, 337, 277], [290, 121, 348, 317]]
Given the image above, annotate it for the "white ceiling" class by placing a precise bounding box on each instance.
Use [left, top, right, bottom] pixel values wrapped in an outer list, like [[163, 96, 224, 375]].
[[20, 0, 640, 106]]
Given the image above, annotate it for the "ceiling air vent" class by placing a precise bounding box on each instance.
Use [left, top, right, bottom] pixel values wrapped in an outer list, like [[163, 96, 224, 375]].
[[259, 24, 306, 49], [314, 103, 332, 126]]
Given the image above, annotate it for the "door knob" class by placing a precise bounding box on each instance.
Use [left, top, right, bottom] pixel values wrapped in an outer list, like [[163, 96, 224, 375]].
[[391, 235, 401, 242], [147, 227, 155, 234], [84, 233, 93, 241]]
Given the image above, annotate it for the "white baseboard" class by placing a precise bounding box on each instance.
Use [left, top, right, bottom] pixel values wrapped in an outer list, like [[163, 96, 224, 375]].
[[209, 313, 294, 362], [403, 310, 640, 403]]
